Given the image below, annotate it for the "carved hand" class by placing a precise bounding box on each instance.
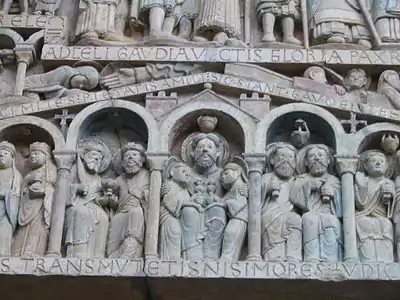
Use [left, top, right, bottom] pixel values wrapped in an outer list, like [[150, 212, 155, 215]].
[[382, 180, 395, 197], [321, 184, 334, 198], [77, 184, 88, 196], [310, 179, 323, 192], [267, 179, 281, 195], [100, 69, 136, 89], [334, 85, 346, 96]]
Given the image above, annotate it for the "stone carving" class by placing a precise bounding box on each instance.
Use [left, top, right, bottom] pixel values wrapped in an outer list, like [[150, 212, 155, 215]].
[[381, 134, 400, 155], [308, 0, 372, 49], [0, 0, 28, 15], [377, 70, 400, 109], [12, 142, 56, 257], [32, 0, 61, 15], [256, 0, 302, 45], [0, 142, 21, 257], [24, 66, 99, 100], [174, 0, 199, 40], [290, 144, 342, 262], [261, 143, 301, 262], [106, 142, 150, 259], [343, 68, 371, 100], [355, 150, 395, 262], [137, 0, 175, 37], [65, 138, 111, 258], [290, 119, 310, 149], [372, 0, 400, 43]]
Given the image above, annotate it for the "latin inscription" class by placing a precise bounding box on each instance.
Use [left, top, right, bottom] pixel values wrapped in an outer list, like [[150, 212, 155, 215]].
[[0, 15, 65, 30], [42, 45, 400, 65]]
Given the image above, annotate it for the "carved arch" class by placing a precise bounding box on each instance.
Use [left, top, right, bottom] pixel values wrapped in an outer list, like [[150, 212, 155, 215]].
[[66, 100, 159, 152], [353, 123, 400, 154], [0, 28, 23, 48]]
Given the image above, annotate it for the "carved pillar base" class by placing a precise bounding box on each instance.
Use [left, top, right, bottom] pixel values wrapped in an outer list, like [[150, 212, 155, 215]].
[[145, 154, 168, 260], [244, 153, 265, 261], [46, 148, 76, 257], [336, 155, 359, 262]]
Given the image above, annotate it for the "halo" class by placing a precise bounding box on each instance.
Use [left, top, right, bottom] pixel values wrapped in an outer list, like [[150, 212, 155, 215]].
[[359, 150, 394, 178], [265, 142, 297, 173], [77, 137, 111, 174], [73, 60, 104, 72], [296, 144, 335, 175], [180, 131, 230, 167]]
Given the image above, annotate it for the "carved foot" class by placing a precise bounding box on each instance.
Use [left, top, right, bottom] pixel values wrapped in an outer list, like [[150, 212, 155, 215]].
[[283, 36, 302, 46], [327, 35, 345, 44], [246, 254, 262, 261], [192, 36, 208, 42], [81, 31, 99, 40], [357, 39, 372, 49], [213, 32, 228, 44], [261, 33, 276, 43]]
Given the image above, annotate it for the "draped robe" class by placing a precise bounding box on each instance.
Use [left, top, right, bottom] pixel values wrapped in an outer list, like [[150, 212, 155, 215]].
[[12, 164, 55, 257], [107, 169, 149, 259], [0, 166, 21, 257], [373, 0, 400, 42], [355, 172, 394, 262], [290, 173, 342, 262], [261, 172, 302, 261]]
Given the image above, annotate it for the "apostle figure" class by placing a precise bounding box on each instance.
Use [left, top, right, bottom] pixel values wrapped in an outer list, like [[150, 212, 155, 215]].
[[308, 0, 372, 48], [32, 0, 61, 15], [377, 70, 400, 109], [372, 0, 400, 43], [261, 143, 302, 262], [355, 150, 395, 262], [220, 161, 248, 261], [256, 0, 302, 45], [107, 143, 150, 259], [12, 142, 56, 257], [64, 138, 111, 258], [24, 66, 99, 100], [290, 144, 342, 262], [159, 158, 192, 260], [0, 142, 21, 257]]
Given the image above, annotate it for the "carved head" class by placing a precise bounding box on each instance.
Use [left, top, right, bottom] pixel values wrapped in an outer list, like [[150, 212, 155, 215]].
[[69, 66, 99, 90], [0, 141, 15, 169], [170, 164, 192, 185], [303, 66, 327, 84], [81, 142, 105, 174], [221, 163, 242, 188], [191, 133, 221, 169], [364, 151, 387, 178], [269, 144, 296, 179], [121, 142, 146, 175], [207, 182, 217, 194], [194, 180, 207, 194], [305, 145, 330, 176], [344, 69, 369, 90], [29, 142, 51, 169]]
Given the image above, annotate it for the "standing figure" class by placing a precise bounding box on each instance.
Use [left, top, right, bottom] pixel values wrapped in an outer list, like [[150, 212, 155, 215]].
[[308, 0, 372, 48], [32, 0, 61, 15], [176, 0, 199, 40], [290, 144, 342, 262], [256, 0, 302, 45], [75, 0, 124, 41], [64, 139, 111, 258], [107, 143, 150, 259], [220, 162, 248, 261], [355, 150, 395, 262], [0, 0, 28, 15], [194, 0, 242, 42], [0, 142, 21, 257], [159, 159, 192, 260], [261, 143, 302, 262], [372, 0, 400, 43], [139, 0, 175, 36], [12, 142, 56, 257]]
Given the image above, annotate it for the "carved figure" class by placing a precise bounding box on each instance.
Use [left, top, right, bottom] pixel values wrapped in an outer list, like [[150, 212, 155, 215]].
[[12, 142, 56, 257], [75, 0, 125, 41], [159, 158, 192, 260], [256, 0, 302, 45], [297, 66, 346, 96], [377, 70, 400, 109], [372, 0, 400, 42], [261, 143, 302, 262], [220, 161, 248, 261], [308, 0, 372, 48], [290, 144, 342, 262], [343, 68, 371, 103], [32, 0, 61, 15], [355, 150, 395, 262], [107, 143, 150, 259], [0, 0, 28, 14], [175, 0, 199, 40], [0, 142, 21, 257], [64, 138, 111, 258], [138, 0, 175, 36], [24, 66, 99, 100], [194, 0, 242, 42]]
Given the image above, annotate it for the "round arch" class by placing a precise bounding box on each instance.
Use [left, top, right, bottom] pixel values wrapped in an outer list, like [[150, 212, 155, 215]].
[[0, 28, 23, 48]]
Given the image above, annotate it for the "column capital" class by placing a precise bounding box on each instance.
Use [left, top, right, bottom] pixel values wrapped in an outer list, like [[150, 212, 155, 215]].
[[146, 153, 169, 171], [13, 45, 35, 65], [243, 153, 266, 173], [335, 155, 359, 175], [53, 148, 76, 171]]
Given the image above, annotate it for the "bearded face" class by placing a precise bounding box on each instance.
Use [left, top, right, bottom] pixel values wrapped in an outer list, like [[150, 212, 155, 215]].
[[306, 147, 329, 176], [83, 150, 103, 174], [123, 150, 144, 174], [192, 138, 219, 169], [365, 153, 387, 177], [0, 149, 13, 169], [272, 147, 296, 178]]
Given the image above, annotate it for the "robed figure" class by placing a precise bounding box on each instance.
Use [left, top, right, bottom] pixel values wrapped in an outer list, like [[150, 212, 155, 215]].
[[355, 150, 395, 262], [64, 139, 111, 258], [12, 142, 56, 257], [290, 144, 343, 262], [0, 142, 21, 257], [377, 70, 400, 109], [373, 0, 400, 42]]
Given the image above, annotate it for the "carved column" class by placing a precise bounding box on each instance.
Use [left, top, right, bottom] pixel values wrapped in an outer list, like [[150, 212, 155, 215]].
[[336, 155, 359, 262], [145, 154, 168, 259], [46, 149, 76, 257], [13, 46, 35, 96], [244, 154, 265, 261]]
